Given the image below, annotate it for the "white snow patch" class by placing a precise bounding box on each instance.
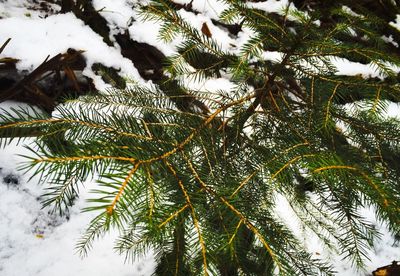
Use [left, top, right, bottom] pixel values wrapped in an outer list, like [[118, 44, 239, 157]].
[[246, 0, 291, 14], [389, 14, 400, 31], [382, 35, 399, 48], [92, 0, 135, 30], [183, 76, 236, 92], [0, 157, 155, 276], [261, 51, 284, 63], [0, 13, 142, 89], [387, 103, 400, 119], [173, 0, 228, 19], [332, 58, 381, 78], [128, 19, 179, 56], [0, 0, 59, 19], [342, 5, 363, 18]]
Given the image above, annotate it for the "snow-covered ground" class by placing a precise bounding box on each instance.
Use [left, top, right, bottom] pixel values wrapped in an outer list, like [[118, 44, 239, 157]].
[[1, 0, 400, 275], [0, 135, 155, 276]]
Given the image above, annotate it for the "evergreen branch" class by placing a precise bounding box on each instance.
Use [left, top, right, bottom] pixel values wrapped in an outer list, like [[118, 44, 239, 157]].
[[324, 83, 341, 127], [231, 142, 309, 198], [313, 165, 392, 210], [339, 213, 372, 268], [0, 118, 59, 129], [313, 165, 359, 173], [219, 198, 282, 273], [144, 165, 156, 218], [230, 170, 258, 199], [61, 118, 153, 141], [180, 152, 283, 273], [287, 199, 339, 251], [198, 136, 216, 179], [270, 154, 315, 180], [33, 155, 137, 163], [142, 0, 224, 56], [164, 160, 208, 275], [227, 219, 243, 245], [76, 213, 110, 257], [158, 204, 189, 228], [0, 116, 157, 142], [370, 86, 383, 114], [106, 162, 141, 215], [41, 176, 79, 214], [291, 63, 399, 90], [143, 92, 256, 163], [229, 1, 287, 35]]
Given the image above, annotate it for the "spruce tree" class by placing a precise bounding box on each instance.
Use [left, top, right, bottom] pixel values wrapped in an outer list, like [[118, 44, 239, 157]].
[[1, 0, 400, 275]]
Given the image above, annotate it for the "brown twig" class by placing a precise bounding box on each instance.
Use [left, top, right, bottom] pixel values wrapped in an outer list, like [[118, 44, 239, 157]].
[[0, 38, 11, 55]]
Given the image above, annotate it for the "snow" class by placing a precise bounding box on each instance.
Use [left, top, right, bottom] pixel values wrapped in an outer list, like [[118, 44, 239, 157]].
[[0, 12, 142, 90], [128, 19, 179, 56], [334, 207, 400, 275], [246, 0, 291, 14], [332, 58, 383, 78], [389, 14, 400, 32], [0, 101, 155, 275], [261, 51, 284, 63], [342, 6, 362, 18], [0, 0, 400, 275], [184, 76, 236, 92], [0, 165, 154, 276], [92, 0, 135, 30], [0, 0, 60, 19], [172, 0, 228, 19], [274, 192, 400, 275], [387, 103, 400, 119]]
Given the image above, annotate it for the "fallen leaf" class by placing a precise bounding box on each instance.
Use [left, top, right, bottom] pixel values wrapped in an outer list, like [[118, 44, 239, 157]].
[[201, 22, 212, 38]]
